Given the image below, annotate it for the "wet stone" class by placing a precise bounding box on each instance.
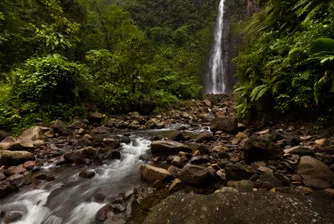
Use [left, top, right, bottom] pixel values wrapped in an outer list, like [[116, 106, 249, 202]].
[[96, 204, 113, 222], [79, 170, 95, 179], [3, 211, 23, 223], [34, 173, 55, 181]]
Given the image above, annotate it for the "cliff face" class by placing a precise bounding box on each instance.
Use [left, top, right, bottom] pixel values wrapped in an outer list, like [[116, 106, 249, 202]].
[[224, 0, 248, 93]]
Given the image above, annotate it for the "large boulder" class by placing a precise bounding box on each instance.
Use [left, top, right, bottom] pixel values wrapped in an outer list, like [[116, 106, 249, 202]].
[[143, 189, 334, 224], [178, 165, 209, 184], [64, 147, 97, 163], [0, 150, 35, 167], [210, 117, 238, 133], [297, 156, 334, 185], [244, 136, 283, 163], [0, 126, 49, 151], [151, 141, 192, 155], [140, 164, 171, 182]]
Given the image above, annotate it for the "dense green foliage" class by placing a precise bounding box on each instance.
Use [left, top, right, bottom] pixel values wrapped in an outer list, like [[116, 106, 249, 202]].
[[0, 0, 218, 131], [234, 0, 334, 120]]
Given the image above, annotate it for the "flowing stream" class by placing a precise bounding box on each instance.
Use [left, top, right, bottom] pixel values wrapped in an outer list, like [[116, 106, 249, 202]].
[[205, 0, 227, 94], [0, 136, 151, 224]]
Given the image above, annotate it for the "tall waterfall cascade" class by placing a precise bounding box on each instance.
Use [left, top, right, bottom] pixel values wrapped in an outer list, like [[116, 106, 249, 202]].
[[205, 0, 227, 94]]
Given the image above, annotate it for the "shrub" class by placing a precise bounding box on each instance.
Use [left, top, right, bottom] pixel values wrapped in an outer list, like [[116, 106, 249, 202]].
[[11, 54, 90, 105]]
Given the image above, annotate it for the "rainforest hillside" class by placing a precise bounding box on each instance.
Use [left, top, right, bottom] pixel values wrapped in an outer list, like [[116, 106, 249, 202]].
[[0, 0, 218, 132]]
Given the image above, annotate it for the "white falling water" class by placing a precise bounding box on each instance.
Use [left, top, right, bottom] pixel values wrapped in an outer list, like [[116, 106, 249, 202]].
[[206, 0, 227, 94]]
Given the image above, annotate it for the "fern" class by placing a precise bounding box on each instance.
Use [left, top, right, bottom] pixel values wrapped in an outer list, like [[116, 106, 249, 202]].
[[250, 84, 269, 102]]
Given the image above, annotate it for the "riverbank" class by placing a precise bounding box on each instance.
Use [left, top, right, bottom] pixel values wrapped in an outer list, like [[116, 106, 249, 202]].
[[0, 94, 333, 223]]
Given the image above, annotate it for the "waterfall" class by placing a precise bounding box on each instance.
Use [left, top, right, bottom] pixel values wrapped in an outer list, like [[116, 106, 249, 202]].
[[205, 0, 227, 94]]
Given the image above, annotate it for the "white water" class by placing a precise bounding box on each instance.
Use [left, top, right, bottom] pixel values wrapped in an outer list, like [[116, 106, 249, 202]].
[[0, 137, 151, 224], [206, 0, 227, 94]]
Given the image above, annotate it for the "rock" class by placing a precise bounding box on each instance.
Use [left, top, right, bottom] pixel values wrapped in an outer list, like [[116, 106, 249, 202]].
[[151, 118, 165, 129], [227, 180, 254, 192], [169, 178, 184, 193], [124, 189, 134, 200], [291, 175, 302, 183], [244, 136, 283, 163], [178, 165, 209, 184], [2, 211, 23, 223], [167, 165, 179, 177], [210, 117, 238, 133], [4, 165, 27, 177], [44, 129, 55, 138], [323, 145, 334, 154], [111, 203, 126, 213], [216, 169, 226, 181], [0, 130, 9, 142], [92, 126, 112, 134], [34, 173, 55, 181], [128, 120, 140, 129], [274, 173, 290, 186], [169, 131, 186, 142], [104, 214, 126, 224], [257, 166, 273, 174], [140, 164, 171, 182], [297, 156, 334, 182], [79, 170, 95, 178], [0, 126, 49, 151], [7, 174, 30, 187], [84, 134, 93, 140], [96, 204, 112, 222], [303, 179, 331, 190], [323, 188, 334, 198], [68, 120, 86, 129], [284, 146, 315, 156], [236, 123, 246, 132], [151, 135, 163, 141], [225, 164, 255, 181], [0, 150, 35, 167], [0, 181, 17, 199], [202, 100, 212, 107], [23, 160, 36, 170], [195, 132, 215, 143], [64, 147, 97, 163], [315, 138, 326, 145], [51, 120, 70, 136], [102, 138, 120, 149], [295, 186, 313, 195], [190, 156, 209, 165], [330, 164, 334, 171], [255, 129, 270, 135], [197, 144, 210, 155], [0, 172, 5, 181], [171, 156, 184, 168], [143, 191, 334, 224], [254, 174, 282, 190], [235, 132, 248, 140], [251, 161, 267, 170], [89, 112, 104, 122], [151, 141, 192, 155], [78, 136, 91, 147], [108, 151, 121, 160], [231, 138, 240, 145], [153, 180, 164, 190]]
